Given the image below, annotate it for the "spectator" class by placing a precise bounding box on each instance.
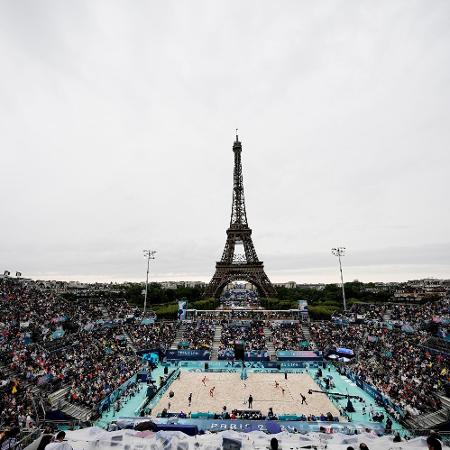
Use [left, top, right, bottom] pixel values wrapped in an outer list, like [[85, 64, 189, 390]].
[[270, 437, 279, 450], [426, 436, 442, 450], [44, 431, 72, 450]]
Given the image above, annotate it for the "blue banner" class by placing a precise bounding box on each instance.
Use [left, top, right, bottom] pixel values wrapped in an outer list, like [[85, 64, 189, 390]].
[[298, 300, 308, 312], [166, 349, 210, 360], [178, 300, 187, 321], [142, 353, 159, 364], [218, 349, 269, 361], [147, 418, 384, 435], [344, 369, 404, 417], [336, 347, 354, 356], [277, 350, 322, 361]]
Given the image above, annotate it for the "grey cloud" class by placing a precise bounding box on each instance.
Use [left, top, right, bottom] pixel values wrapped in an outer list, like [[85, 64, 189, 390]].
[[0, 0, 449, 283]]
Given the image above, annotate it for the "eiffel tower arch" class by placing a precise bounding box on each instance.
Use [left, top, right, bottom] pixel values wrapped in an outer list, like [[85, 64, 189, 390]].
[[204, 134, 276, 298]]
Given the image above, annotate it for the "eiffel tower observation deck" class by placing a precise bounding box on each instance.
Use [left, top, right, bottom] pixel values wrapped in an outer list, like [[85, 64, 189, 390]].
[[204, 133, 276, 298]]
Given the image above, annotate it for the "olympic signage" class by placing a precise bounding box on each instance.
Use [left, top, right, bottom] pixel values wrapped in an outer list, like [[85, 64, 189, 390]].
[[150, 418, 385, 435], [276, 351, 323, 361], [165, 349, 211, 360]]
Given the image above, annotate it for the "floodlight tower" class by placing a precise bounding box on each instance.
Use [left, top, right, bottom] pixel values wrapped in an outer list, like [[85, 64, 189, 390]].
[[331, 247, 347, 312], [143, 250, 157, 314]]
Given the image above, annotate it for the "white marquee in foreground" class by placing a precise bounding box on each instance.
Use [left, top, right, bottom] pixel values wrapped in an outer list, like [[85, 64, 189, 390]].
[[29, 426, 436, 450]]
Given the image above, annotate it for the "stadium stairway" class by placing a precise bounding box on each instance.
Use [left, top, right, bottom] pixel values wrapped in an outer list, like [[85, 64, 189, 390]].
[[42, 334, 77, 353], [404, 409, 449, 430], [0, 364, 16, 380], [263, 326, 276, 361], [437, 393, 450, 409], [404, 394, 450, 430], [48, 387, 92, 422], [301, 324, 313, 347], [210, 325, 222, 360], [122, 332, 137, 352], [48, 386, 70, 409], [170, 323, 186, 350]]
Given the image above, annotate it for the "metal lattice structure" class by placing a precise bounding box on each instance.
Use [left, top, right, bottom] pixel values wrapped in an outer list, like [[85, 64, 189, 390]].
[[204, 134, 276, 298]]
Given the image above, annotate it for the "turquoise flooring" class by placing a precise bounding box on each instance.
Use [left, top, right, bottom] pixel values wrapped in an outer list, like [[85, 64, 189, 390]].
[[95, 365, 167, 428], [95, 362, 408, 436], [312, 367, 406, 434]]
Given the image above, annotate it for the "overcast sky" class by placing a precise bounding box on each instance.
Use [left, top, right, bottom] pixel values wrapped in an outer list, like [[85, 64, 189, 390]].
[[1, 0, 449, 284]]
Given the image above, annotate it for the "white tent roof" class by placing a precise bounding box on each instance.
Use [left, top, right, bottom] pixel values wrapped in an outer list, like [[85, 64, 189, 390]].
[[56, 427, 436, 450]]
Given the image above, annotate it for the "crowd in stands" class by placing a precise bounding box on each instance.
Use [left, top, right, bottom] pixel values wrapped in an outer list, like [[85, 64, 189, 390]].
[[124, 322, 176, 352], [347, 300, 449, 327], [269, 322, 311, 351], [219, 320, 267, 356], [0, 278, 176, 430], [179, 321, 216, 350], [2, 274, 450, 435], [310, 311, 449, 416]]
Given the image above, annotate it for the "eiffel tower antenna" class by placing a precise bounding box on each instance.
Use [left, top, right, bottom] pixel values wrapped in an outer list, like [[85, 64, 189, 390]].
[[204, 135, 276, 298]]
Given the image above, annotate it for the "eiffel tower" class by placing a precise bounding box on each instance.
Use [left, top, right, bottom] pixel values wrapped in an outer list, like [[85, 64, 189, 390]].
[[204, 133, 276, 298]]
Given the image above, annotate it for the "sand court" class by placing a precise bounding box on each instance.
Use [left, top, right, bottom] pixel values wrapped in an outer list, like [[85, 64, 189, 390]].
[[152, 371, 341, 419]]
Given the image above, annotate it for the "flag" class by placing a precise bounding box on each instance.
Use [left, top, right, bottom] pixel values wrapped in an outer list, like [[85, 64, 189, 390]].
[[177, 299, 187, 320], [3, 270, 10, 276], [16, 271, 22, 277]]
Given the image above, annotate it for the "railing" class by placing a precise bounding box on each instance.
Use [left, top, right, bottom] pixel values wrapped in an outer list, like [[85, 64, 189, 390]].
[[11, 427, 42, 450], [97, 374, 138, 413], [402, 407, 450, 429], [41, 419, 83, 428], [407, 429, 450, 444], [144, 368, 180, 413]]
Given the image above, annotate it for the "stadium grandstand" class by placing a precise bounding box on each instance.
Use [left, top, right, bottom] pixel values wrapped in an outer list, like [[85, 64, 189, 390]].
[[1, 276, 449, 450]]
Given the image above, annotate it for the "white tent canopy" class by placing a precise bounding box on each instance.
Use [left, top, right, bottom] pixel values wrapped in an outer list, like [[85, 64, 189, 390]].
[[36, 427, 434, 450]]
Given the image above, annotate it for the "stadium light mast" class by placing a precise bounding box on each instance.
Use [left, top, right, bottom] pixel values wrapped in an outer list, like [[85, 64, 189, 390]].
[[143, 250, 157, 314], [331, 247, 347, 312]]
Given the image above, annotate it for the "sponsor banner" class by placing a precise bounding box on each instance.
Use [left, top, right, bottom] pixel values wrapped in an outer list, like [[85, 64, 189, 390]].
[[276, 350, 322, 361], [185, 361, 321, 370], [279, 361, 320, 369], [166, 349, 210, 360], [147, 418, 384, 435], [218, 349, 269, 361], [244, 351, 269, 361]]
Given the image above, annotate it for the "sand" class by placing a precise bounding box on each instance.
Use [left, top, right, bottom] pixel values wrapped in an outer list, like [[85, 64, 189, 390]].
[[152, 371, 340, 419]]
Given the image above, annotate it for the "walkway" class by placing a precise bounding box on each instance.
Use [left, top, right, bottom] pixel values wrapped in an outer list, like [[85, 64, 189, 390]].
[[95, 364, 168, 428], [170, 323, 186, 350], [210, 325, 222, 360], [404, 394, 450, 429], [263, 326, 276, 360], [48, 387, 92, 421], [317, 366, 405, 434]]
